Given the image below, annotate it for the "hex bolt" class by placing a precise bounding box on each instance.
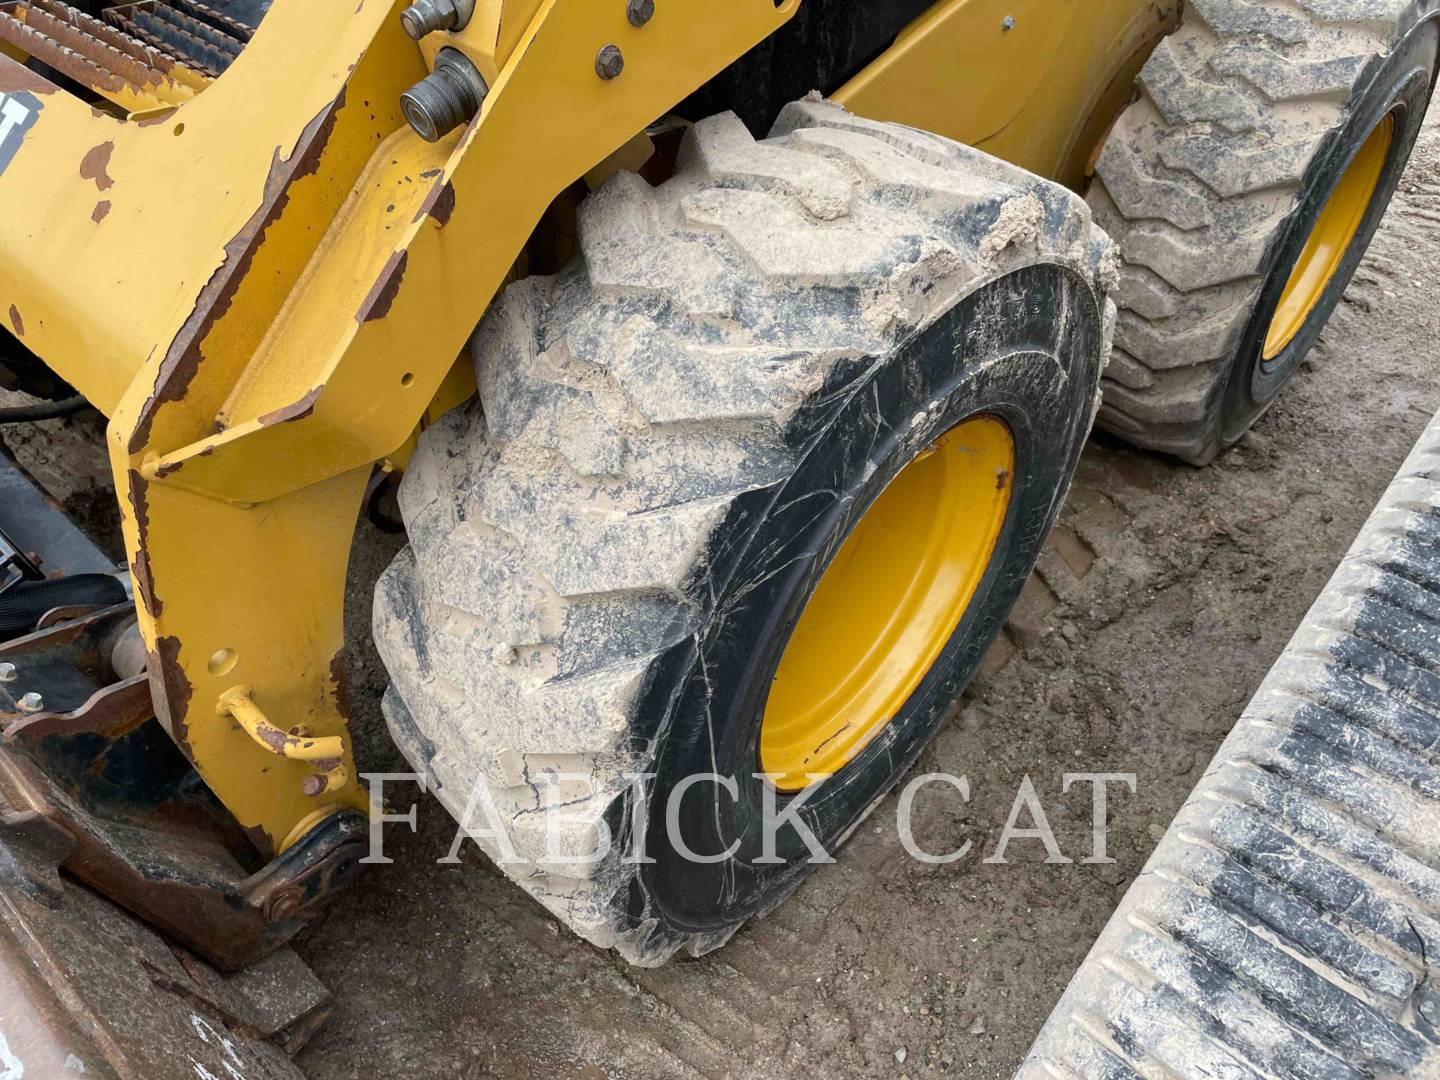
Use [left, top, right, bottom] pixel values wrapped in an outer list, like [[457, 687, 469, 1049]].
[[17, 692, 43, 713], [400, 47, 489, 143], [0, 662, 14, 683], [399, 0, 475, 39], [626, 0, 654, 28], [1001, 14, 1015, 30], [596, 44, 625, 81]]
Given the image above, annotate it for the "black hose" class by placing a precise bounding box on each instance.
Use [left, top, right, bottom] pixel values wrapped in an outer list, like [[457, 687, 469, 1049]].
[[0, 396, 90, 424]]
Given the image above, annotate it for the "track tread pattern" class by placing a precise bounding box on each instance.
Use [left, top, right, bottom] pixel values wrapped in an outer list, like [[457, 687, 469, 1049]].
[[1020, 408, 1440, 1078]]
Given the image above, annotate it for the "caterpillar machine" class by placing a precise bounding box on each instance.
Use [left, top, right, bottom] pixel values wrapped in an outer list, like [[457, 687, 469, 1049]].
[[0, 0, 1436, 1074]]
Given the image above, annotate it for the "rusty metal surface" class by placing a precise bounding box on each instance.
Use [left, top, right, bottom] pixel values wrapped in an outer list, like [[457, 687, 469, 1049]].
[[0, 778, 327, 1078], [0, 0, 791, 863], [106, 0, 250, 79], [0, 0, 206, 110], [0, 606, 369, 971]]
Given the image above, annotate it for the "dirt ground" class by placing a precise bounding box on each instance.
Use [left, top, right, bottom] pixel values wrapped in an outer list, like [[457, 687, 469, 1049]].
[[5, 108, 1440, 1080]]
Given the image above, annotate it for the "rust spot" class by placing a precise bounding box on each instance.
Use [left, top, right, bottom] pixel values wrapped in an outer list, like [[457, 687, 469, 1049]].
[[79, 142, 115, 191], [415, 180, 455, 227], [996, 469, 1010, 491], [151, 634, 193, 747], [252, 721, 291, 754], [129, 88, 348, 454], [126, 471, 161, 618], [136, 110, 177, 128], [0, 55, 57, 95], [291, 85, 346, 182], [150, 443, 214, 480], [356, 250, 407, 323], [418, 168, 442, 179], [257, 384, 324, 426], [328, 649, 351, 718], [7, 305, 22, 337], [91, 200, 111, 224]]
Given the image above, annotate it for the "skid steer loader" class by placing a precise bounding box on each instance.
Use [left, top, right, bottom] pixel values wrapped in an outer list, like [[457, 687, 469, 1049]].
[[0, 0, 1435, 1072]]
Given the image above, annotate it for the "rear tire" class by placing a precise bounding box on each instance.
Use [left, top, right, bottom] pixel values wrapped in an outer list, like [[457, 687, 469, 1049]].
[[0, 326, 75, 402], [374, 99, 1114, 964], [1090, 0, 1438, 464]]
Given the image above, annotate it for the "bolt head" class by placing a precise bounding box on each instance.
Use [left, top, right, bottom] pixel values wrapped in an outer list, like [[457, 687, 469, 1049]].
[[1001, 14, 1015, 29], [596, 43, 625, 81], [265, 888, 304, 922], [626, 0, 654, 27], [0, 663, 15, 683], [17, 692, 43, 713]]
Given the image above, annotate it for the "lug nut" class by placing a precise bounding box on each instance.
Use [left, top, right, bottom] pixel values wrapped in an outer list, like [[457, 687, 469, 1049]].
[[596, 44, 624, 81], [0, 662, 14, 683], [399, 0, 474, 39], [401, 47, 489, 143], [17, 692, 43, 713], [626, 0, 654, 27]]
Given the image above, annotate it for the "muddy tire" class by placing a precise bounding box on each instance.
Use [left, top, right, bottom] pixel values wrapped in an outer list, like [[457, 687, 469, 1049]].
[[1090, 0, 1438, 464], [374, 99, 1114, 965]]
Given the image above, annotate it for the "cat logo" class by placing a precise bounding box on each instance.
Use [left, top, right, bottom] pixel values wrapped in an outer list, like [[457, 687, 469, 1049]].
[[0, 91, 40, 178]]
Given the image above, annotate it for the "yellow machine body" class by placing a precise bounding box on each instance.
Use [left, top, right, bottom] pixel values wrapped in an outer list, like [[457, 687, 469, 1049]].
[[0, 0, 1174, 853]]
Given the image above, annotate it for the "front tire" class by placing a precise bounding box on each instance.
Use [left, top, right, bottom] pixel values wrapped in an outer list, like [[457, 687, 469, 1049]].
[[374, 99, 1114, 964]]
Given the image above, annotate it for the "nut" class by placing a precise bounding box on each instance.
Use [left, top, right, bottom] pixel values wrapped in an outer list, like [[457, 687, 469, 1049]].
[[626, 0, 654, 27], [595, 44, 624, 81], [264, 887, 305, 922], [18, 692, 44, 713], [0, 662, 15, 683]]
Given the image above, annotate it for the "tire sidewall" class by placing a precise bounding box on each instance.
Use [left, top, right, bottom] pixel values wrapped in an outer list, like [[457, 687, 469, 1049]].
[[630, 263, 1103, 935], [1218, 18, 1439, 444]]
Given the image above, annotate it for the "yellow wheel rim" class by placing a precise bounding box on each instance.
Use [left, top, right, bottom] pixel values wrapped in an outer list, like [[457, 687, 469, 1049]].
[[1264, 114, 1394, 360], [759, 415, 1014, 791]]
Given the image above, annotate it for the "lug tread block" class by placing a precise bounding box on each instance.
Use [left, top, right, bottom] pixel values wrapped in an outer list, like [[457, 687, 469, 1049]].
[[1090, 183, 1277, 292], [1087, 0, 1421, 461], [1104, 346, 1156, 390], [375, 97, 1112, 964], [579, 173, 743, 319], [1095, 135, 1217, 230], [677, 110, 856, 221], [1156, 127, 1326, 197], [1022, 408, 1440, 1076], [1141, 34, 1264, 132], [1114, 294, 1253, 368], [1098, 365, 1222, 424], [1190, 0, 1314, 45], [1210, 40, 1372, 100]]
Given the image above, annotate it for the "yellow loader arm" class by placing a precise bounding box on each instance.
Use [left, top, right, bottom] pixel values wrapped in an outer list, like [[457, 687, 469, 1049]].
[[0, 0, 795, 859]]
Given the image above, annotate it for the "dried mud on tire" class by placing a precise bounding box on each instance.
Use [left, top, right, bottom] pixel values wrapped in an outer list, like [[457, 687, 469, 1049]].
[[285, 93, 1440, 1080]]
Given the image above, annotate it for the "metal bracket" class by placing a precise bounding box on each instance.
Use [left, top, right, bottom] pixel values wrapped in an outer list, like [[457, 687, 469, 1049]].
[[1, 605, 367, 971]]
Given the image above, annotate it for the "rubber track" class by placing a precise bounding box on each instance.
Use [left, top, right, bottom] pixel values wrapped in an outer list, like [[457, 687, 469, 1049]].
[[1020, 405, 1440, 1078]]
